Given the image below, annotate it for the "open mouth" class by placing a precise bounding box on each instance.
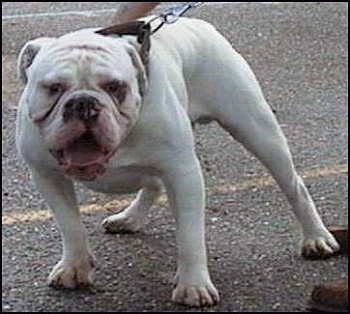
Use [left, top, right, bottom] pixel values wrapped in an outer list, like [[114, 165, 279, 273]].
[[51, 131, 113, 180]]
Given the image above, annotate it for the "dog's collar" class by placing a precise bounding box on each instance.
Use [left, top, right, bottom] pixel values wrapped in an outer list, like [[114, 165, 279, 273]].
[[95, 21, 151, 66]]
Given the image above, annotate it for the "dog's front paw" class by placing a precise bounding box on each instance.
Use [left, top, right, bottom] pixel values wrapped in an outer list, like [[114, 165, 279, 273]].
[[172, 274, 219, 307], [48, 255, 95, 289], [301, 230, 340, 259], [102, 211, 142, 233]]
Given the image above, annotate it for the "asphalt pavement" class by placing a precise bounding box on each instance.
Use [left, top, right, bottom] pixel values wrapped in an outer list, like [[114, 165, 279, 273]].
[[2, 2, 348, 312]]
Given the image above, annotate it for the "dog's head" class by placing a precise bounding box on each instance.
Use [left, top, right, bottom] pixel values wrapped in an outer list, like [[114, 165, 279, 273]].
[[17, 29, 148, 181]]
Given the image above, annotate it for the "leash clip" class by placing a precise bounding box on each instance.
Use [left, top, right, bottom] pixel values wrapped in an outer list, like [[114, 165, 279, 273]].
[[149, 2, 203, 34], [161, 2, 203, 24]]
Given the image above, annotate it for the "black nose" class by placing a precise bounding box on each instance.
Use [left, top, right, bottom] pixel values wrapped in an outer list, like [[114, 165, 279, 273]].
[[63, 95, 100, 125]]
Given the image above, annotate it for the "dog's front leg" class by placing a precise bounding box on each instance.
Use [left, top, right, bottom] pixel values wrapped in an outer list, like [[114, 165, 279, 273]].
[[163, 159, 219, 307], [30, 169, 95, 289]]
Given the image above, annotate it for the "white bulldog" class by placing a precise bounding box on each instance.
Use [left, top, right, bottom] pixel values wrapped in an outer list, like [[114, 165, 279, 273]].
[[16, 17, 339, 307]]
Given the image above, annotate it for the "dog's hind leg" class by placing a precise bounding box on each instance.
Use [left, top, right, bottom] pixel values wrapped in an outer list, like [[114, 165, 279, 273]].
[[216, 97, 339, 258], [102, 179, 162, 233]]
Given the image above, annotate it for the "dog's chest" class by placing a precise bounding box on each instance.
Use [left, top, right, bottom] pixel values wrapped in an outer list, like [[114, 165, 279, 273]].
[[82, 166, 157, 194]]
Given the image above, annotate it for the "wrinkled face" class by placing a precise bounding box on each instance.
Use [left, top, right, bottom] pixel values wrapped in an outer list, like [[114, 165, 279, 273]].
[[23, 32, 145, 181]]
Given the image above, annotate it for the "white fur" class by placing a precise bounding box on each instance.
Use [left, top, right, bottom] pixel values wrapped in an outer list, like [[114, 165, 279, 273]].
[[16, 17, 339, 307]]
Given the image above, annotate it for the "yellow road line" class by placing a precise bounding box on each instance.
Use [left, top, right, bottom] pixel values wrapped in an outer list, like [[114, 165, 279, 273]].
[[2, 164, 347, 226], [210, 163, 348, 196]]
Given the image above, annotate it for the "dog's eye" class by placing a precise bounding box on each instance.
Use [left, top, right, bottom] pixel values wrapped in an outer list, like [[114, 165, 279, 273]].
[[104, 81, 121, 94], [103, 81, 128, 104], [43, 83, 65, 96]]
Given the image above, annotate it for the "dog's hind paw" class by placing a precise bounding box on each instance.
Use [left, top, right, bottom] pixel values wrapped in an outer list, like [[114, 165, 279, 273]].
[[102, 211, 143, 234], [301, 231, 340, 259]]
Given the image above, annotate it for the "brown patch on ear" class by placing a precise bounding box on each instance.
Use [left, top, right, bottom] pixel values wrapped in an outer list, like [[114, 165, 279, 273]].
[[126, 46, 148, 97]]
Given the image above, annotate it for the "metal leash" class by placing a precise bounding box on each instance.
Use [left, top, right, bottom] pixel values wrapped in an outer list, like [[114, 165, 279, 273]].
[[149, 2, 204, 34]]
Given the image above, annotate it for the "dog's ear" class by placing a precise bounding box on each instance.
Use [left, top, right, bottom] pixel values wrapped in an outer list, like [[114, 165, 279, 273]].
[[17, 37, 55, 84], [126, 43, 148, 97]]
